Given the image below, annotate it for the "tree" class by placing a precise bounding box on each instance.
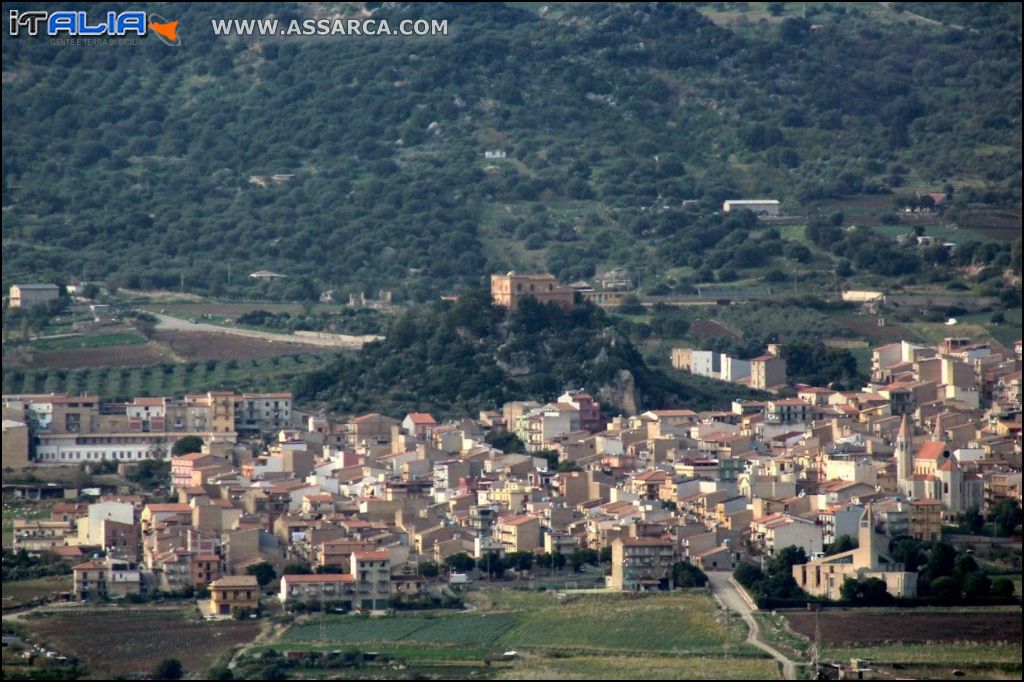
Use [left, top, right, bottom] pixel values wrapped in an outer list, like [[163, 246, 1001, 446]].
[[890, 537, 926, 573], [825, 535, 856, 556], [990, 499, 1022, 536], [840, 577, 892, 605], [671, 561, 708, 588], [133, 313, 158, 340], [963, 572, 991, 599], [617, 294, 644, 315], [538, 552, 567, 572], [779, 17, 811, 44], [125, 460, 170, 488], [480, 551, 506, 579], [930, 576, 961, 602], [963, 506, 984, 534], [247, 562, 277, 587], [507, 551, 534, 572], [420, 561, 440, 578], [953, 553, 979, 581], [485, 431, 525, 454], [733, 563, 764, 588], [991, 577, 1015, 598], [768, 546, 808, 575], [171, 435, 204, 456], [154, 659, 184, 680], [282, 563, 312, 576], [444, 553, 475, 573]]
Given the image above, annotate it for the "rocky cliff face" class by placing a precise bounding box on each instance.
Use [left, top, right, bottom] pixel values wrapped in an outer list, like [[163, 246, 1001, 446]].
[[596, 368, 639, 416]]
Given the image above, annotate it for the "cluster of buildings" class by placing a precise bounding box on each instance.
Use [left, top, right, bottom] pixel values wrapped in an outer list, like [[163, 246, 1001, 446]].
[[1, 390, 293, 470], [672, 345, 787, 390], [3, 334, 1020, 612], [490, 271, 634, 310]]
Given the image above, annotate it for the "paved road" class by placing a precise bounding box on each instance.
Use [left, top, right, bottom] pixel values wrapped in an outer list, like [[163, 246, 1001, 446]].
[[706, 572, 798, 680], [146, 311, 382, 350]]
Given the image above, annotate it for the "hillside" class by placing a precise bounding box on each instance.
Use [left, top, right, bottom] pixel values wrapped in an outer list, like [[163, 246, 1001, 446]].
[[3, 2, 1021, 302], [294, 290, 770, 417]]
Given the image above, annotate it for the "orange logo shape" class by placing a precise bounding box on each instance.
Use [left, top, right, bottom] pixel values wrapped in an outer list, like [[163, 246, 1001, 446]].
[[148, 17, 180, 45]]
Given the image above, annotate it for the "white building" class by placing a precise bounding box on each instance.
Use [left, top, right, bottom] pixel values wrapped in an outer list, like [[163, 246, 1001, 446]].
[[722, 199, 780, 216]]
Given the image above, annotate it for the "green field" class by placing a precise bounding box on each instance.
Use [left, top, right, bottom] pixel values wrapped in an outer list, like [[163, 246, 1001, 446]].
[[497, 654, 782, 680], [1, 576, 73, 608], [959, 308, 1022, 349], [284, 591, 749, 655], [1, 353, 334, 401], [30, 331, 147, 352], [284, 613, 521, 647], [272, 590, 774, 679]]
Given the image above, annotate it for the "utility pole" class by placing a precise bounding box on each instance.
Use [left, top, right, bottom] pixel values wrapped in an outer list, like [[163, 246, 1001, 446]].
[[723, 606, 730, 656], [319, 585, 325, 641], [810, 602, 821, 679]]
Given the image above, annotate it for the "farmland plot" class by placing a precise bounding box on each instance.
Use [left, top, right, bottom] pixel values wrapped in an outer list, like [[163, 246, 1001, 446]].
[[23, 608, 259, 678]]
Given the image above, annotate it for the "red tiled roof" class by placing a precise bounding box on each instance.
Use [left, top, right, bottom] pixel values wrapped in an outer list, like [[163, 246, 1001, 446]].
[[172, 452, 212, 462], [73, 559, 106, 571], [633, 470, 670, 481], [145, 503, 192, 513], [500, 514, 539, 526], [916, 441, 947, 461], [210, 575, 258, 588]]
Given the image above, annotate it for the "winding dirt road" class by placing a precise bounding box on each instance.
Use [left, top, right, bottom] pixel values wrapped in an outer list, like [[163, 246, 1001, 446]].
[[707, 571, 798, 680]]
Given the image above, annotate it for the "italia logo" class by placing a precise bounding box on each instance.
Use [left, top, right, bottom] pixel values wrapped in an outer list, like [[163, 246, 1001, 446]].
[[8, 10, 181, 46]]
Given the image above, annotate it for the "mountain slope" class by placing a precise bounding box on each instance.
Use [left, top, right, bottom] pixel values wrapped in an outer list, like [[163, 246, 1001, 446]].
[[3, 2, 1020, 299]]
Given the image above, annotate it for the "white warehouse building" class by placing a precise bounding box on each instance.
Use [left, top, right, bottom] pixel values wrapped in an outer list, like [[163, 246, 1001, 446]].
[[723, 199, 780, 216]]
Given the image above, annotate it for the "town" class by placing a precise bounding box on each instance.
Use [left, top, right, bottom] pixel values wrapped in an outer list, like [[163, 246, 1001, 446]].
[[3, 273, 1021, 680], [3, 2, 1022, 679]]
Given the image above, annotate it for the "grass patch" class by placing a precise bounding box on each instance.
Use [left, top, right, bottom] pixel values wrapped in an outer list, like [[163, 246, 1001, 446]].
[[823, 642, 1022, 666], [498, 653, 783, 680], [31, 332, 146, 352], [494, 592, 747, 654], [282, 613, 520, 647], [1, 576, 72, 608]]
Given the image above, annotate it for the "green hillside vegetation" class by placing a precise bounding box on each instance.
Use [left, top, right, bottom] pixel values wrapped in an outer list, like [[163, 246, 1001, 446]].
[[3, 2, 1020, 302], [296, 290, 770, 417]]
